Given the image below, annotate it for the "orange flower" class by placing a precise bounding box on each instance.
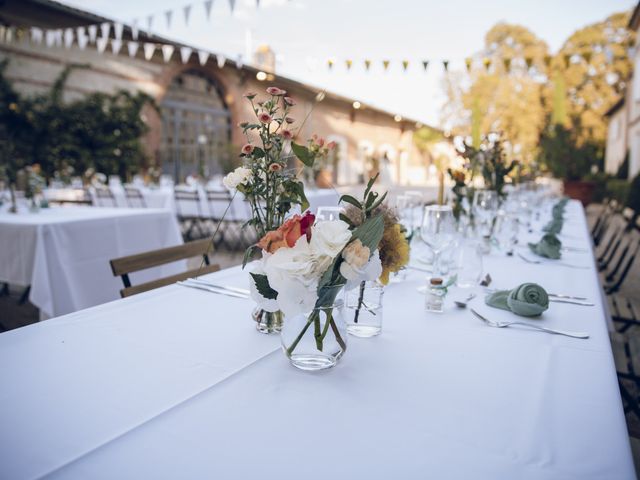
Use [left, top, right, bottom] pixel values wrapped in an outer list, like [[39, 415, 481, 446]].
[[257, 211, 315, 253]]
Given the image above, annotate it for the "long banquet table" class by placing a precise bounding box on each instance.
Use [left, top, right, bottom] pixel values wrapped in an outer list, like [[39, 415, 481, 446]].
[[0, 200, 635, 479], [0, 206, 183, 318]]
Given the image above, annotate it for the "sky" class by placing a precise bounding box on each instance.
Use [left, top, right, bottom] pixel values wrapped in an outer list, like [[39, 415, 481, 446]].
[[59, 0, 635, 128]]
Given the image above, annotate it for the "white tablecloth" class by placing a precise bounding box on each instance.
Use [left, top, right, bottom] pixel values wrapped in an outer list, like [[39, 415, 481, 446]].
[[0, 207, 183, 317], [0, 201, 634, 479]]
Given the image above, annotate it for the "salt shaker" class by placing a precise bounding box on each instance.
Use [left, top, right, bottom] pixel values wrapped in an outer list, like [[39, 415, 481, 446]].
[[426, 277, 446, 313]]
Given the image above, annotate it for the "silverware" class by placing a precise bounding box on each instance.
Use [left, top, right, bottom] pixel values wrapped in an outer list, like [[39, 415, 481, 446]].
[[454, 293, 476, 308], [517, 252, 589, 270], [549, 298, 594, 306], [188, 278, 250, 295], [177, 280, 249, 299], [470, 308, 589, 339]]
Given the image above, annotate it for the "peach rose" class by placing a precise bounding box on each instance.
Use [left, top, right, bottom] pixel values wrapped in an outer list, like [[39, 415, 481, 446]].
[[257, 211, 316, 254]]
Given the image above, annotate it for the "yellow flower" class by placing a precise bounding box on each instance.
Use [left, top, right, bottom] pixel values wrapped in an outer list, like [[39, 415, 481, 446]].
[[378, 223, 410, 285]]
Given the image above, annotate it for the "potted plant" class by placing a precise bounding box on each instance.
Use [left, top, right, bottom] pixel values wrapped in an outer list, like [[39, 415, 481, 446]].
[[538, 124, 603, 206]]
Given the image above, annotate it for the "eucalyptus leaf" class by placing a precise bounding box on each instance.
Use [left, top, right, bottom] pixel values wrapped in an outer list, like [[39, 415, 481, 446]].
[[291, 142, 314, 167], [250, 272, 278, 300], [339, 194, 362, 210]]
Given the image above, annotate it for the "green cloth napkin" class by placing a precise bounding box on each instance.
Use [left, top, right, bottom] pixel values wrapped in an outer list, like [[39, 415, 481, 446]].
[[543, 218, 563, 234], [528, 233, 562, 259], [485, 283, 549, 317]]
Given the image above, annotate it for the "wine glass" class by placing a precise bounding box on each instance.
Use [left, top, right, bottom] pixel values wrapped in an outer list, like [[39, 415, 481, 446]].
[[420, 205, 456, 277], [393, 195, 414, 238], [494, 211, 519, 255]]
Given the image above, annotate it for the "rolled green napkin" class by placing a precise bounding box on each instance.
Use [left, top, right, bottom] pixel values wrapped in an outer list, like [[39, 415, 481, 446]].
[[528, 233, 562, 259], [485, 283, 549, 317], [542, 218, 563, 234]]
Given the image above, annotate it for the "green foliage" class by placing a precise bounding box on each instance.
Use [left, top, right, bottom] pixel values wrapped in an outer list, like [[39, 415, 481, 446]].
[[459, 135, 517, 196], [538, 123, 603, 181], [0, 60, 154, 183]]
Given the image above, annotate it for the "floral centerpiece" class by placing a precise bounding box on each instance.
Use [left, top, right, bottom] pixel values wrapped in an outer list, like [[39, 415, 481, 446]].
[[249, 184, 385, 369], [223, 86, 333, 333]]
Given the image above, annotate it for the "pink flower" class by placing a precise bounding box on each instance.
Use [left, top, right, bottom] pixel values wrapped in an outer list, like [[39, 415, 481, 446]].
[[266, 86, 286, 96], [327, 141, 337, 150], [281, 129, 293, 140], [284, 96, 296, 106], [317, 137, 325, 147], [269, 163, 283, 172], [241, 143, 254, 154], [244, 92, 257, 99], [258, 112, 272, 124], [285, 116, 295, 124]]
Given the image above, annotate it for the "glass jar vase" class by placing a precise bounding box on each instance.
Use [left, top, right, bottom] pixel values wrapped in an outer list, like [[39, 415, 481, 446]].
[[345, 280, 384, 337], [280, 287, 347, 371], [252, 307, 284, 334]]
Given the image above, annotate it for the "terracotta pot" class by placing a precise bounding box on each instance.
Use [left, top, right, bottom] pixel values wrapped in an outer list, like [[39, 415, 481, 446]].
[[315, 169, 333, 189], [563, 180, 596, 206]]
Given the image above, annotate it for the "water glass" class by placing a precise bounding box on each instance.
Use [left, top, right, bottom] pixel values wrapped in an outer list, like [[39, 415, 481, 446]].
[[345, 281, 384, 337], [455, 240, 484, 288], [420, 205, 456, 276]]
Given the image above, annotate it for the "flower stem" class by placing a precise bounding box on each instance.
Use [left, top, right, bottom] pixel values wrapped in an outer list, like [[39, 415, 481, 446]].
[[286, 312, 316, 356], [314, 314, 323, 352], [353, 280, 366, 324], [330, 318, 347, 352]]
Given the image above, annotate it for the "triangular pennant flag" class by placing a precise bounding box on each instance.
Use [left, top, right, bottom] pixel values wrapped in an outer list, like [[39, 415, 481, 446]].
[[96, 36, 109, 53], [582, 51, 592, 64], [45, 30, 56, 47], [402, 60, 409, 71], [422, 60, 429, 71], [162, 44, 175, 62], [465, 58, 472, 72], [204, 0, 214, 19], [525, 57, 533, 70], [113, 22, 123, 40], [503, 57, 511, 72], [235, 54, 243, 69], [327, 59, 334, 70], [364, 59, 371, 71], [127, 41, 139, 57], [180, 46, 193, 64], [442, 60, 449, 71], [345, 59, 352, 70], [483, 57, 491, 71], [54, 29, 63, 47], [165, 10, 173, 29], [88, 25, 98, 43], [197, 50, 209, 66], [564, 54, 571, 68], [143, 42, 156, 60], [216, 54, 226, 68], [30, 27, 43, 44], [146, 15, 154, 34], [382, 60, 390, 71], [63, 28, 74, 48], [228, 0, 236, 13], [111, 39, 122, 55], [183, 5, 192, 25], [543, 54, 552, 68], [131, 20, 139, 40], [100, 22, 110, 39]]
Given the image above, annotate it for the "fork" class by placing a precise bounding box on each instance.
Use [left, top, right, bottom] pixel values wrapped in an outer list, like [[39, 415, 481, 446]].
[[517, 252, 589, 270], [470, 308, 589, 339]]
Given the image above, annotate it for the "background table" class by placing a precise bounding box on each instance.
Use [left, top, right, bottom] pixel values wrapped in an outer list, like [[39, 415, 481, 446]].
[[0, 207, 183, 318], [0, 201, 634, 479]]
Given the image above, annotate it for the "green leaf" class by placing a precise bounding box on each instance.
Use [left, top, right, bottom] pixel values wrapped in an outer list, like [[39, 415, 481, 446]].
[[296, 181, 309, 211], [351, 214, 384, 253], [363, 173, 379, 200], [291, 142, 314, 167], [250, 272, 278, 300], [339, 213, 355, 228], [369, 191, 388, 212], [365, 191, 378, 210], [242, 245, 257, 269], [339, 194, 362, 210], [252, 147, 265, 158]]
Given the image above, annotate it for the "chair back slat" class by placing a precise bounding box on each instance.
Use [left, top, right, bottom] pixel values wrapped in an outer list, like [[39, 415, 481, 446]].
[[110, 239, 213, 276], [124, 186, 147, 208], [120, 264, 220, 297]]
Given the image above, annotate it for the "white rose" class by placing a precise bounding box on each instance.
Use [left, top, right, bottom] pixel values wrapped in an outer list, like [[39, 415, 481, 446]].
[[223, 166, 252, 190], [263, 236, 318, 289], [310, 220, 351, 259]]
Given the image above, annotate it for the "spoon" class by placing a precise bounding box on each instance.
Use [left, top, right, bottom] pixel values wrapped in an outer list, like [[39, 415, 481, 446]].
[[454, 293, 476, 308]]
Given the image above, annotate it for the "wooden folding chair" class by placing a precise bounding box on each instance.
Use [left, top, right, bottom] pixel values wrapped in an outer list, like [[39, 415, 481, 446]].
[[124, 186, 147, 208], [174, 187, 206, 240], [110, 239, 219, 298]]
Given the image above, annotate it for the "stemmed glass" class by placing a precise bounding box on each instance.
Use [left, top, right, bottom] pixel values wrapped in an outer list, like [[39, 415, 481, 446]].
[[420, 205, 456, 277], [394, 195, 414, 238], [473, 190, 499, 253]]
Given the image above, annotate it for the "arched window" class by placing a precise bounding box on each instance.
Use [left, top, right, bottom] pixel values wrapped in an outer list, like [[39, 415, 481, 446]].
[[160, 70, 231, 182]]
